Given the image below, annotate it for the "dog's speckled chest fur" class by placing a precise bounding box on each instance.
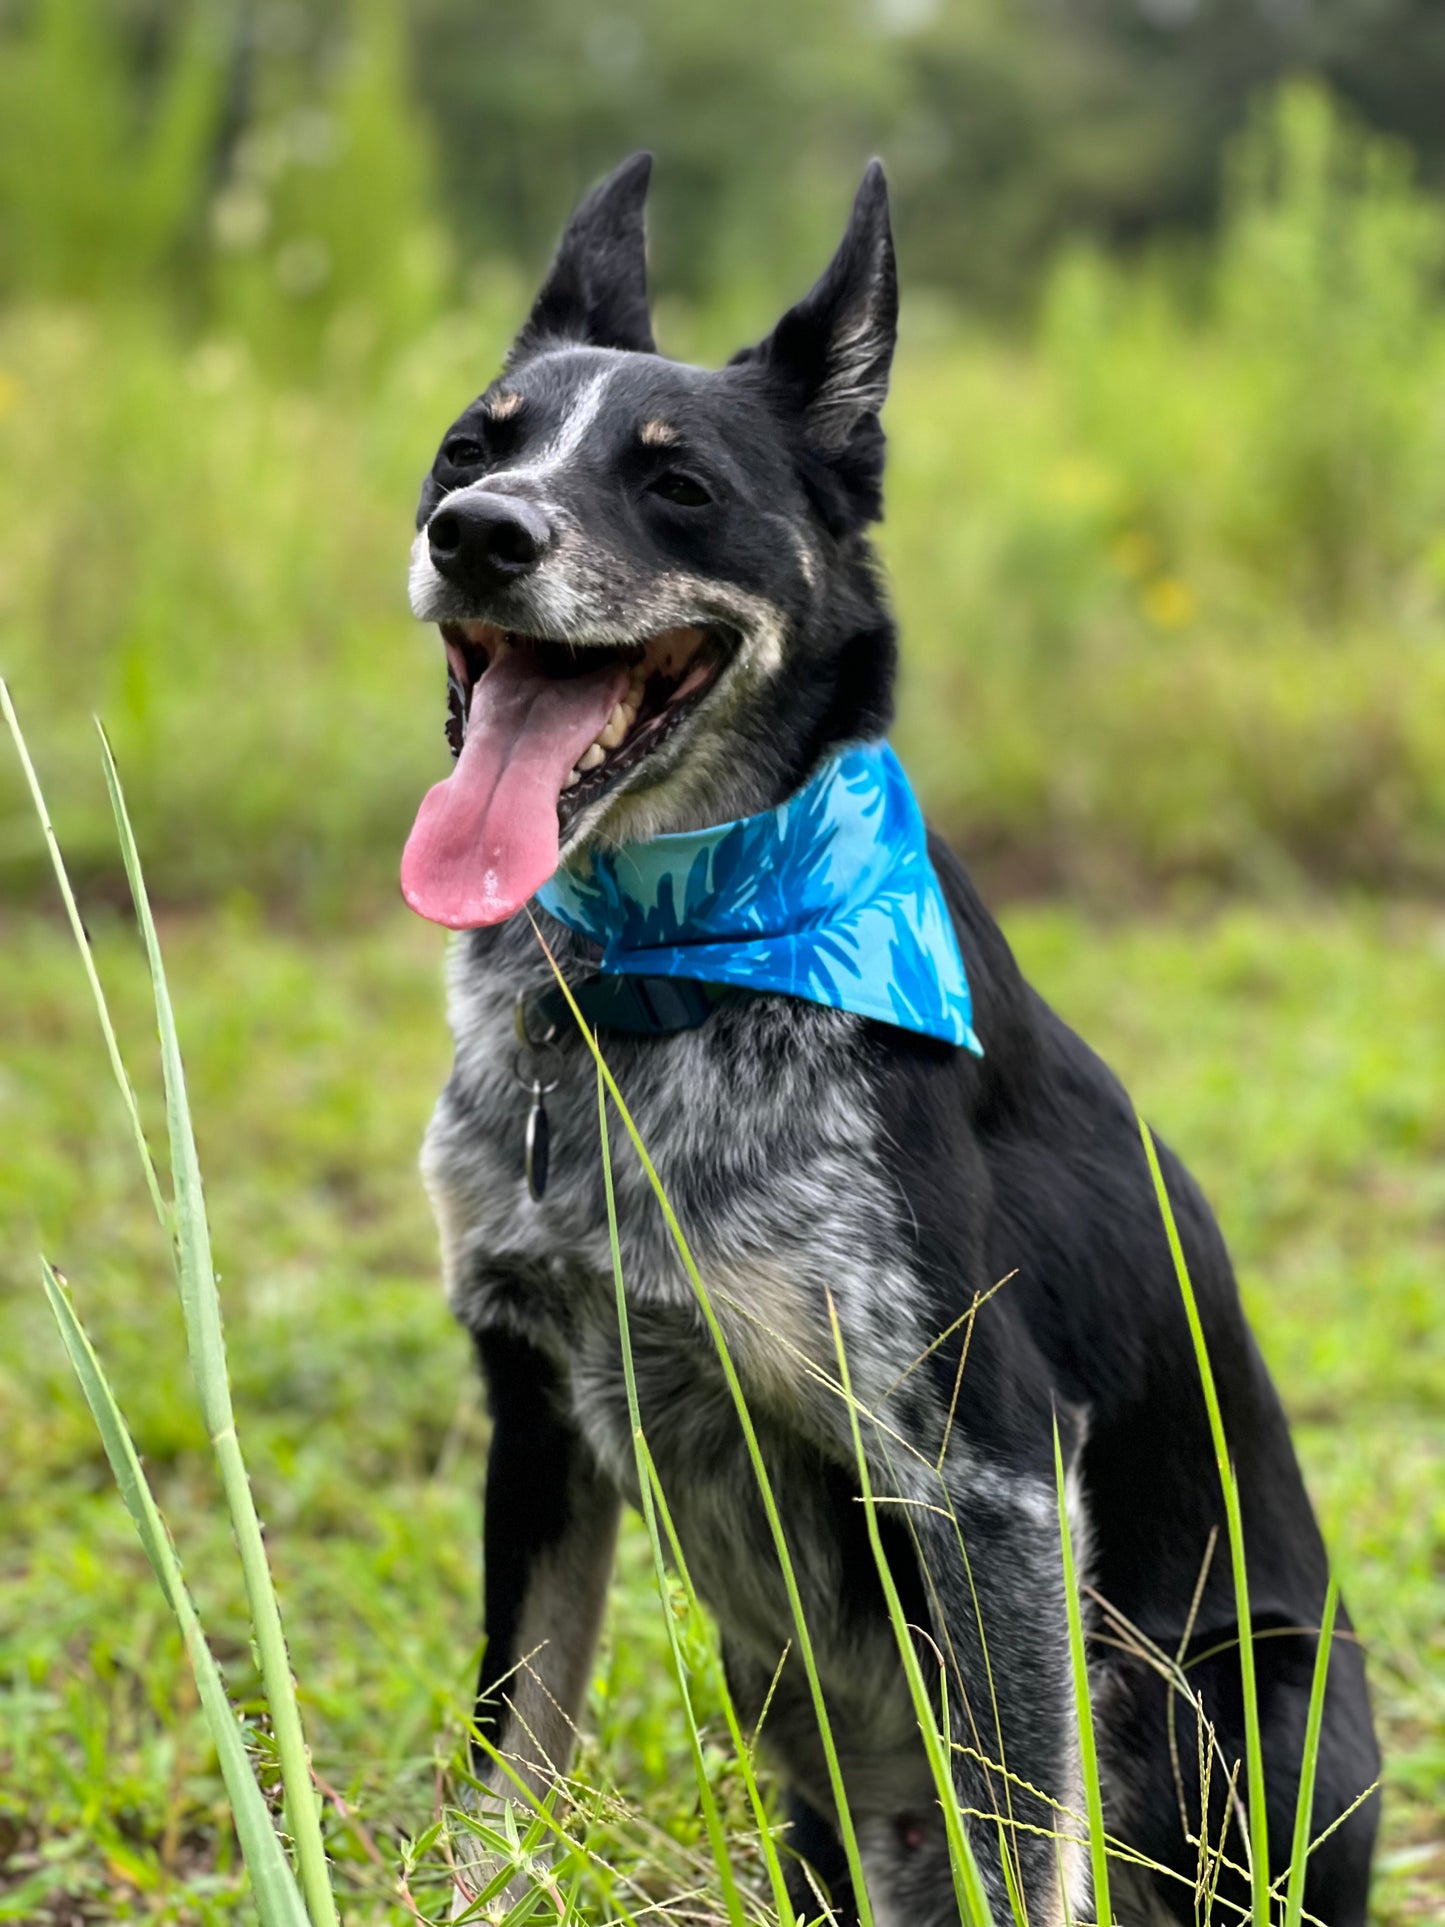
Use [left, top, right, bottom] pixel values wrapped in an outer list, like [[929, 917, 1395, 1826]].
[[424, 915, 927, 1498]]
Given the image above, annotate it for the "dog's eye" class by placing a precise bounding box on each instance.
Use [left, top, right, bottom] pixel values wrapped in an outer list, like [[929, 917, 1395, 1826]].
[[649, 471, 712, 508], [442, 437, 486, 470]]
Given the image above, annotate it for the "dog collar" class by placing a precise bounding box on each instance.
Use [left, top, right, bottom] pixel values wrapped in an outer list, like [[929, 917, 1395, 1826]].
[[535, 741, 982, 1053]]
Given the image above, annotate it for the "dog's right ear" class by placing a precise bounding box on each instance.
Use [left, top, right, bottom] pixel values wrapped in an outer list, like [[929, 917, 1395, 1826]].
[[509, 153, 656, 364], [735, 161, 897, 525]]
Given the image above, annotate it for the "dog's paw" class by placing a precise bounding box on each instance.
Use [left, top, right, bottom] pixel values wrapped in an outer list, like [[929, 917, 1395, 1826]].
[[449, 1856, 543, 1922], [446, 1792, 557, 1924]]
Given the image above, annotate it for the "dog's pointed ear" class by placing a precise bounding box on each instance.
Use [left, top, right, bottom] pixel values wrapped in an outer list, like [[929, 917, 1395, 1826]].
[[510, 152, 656, 364], [743, 161, 897, 452]]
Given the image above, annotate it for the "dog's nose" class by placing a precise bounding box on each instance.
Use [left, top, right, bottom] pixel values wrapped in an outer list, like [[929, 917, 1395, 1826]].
[[427, 493, 551, 590]]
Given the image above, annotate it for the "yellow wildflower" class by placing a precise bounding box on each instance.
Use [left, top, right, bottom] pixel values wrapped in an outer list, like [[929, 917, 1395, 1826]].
[[1142, 576, 1196, 629]]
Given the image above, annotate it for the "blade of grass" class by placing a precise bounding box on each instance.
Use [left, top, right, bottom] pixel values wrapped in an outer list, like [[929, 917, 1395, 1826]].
[[639, 1447, 801, 1927], [0, 682, 166, 1222], [528, 917, 876, 1927], [1138, 1115, 1269, 1925], [596, 1065, 749, 1927], [40, 1260, 310, 1927], [1281, 1577, 1338, 1927], [93, 723, 338, 1927], [1052, 1414, 1112, 1927], [825, 1293, 997, 1927]]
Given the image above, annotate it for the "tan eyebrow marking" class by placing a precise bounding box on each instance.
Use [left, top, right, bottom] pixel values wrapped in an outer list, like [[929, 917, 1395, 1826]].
[[486, 390, 523, 420], [639, 418, 678, 447]]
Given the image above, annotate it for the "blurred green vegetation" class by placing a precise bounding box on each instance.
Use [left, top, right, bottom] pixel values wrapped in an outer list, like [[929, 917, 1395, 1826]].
[[7, 0, 1445, 311], [2, 7, 1445, 909]]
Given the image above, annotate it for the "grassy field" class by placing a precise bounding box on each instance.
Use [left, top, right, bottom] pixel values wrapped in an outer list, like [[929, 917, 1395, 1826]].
[[1, 892, 1440, 1923]]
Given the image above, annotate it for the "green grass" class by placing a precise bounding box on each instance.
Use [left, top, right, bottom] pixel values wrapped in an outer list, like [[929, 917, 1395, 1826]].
[[1, 894, 1440, 1922]]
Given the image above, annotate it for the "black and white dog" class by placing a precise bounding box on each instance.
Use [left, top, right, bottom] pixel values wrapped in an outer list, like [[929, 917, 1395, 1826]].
[[403, 156, 1379, 1925]]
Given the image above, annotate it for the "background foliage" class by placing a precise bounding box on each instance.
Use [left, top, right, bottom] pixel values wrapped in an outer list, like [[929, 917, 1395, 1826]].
[[4, 3, 1445, 906], [0, 1, 1441, 1921]]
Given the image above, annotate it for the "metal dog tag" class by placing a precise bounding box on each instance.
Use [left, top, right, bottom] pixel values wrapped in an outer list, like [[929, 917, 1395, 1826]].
[[524, 1079, 550, 1202], [514, 994, 561, 1205]]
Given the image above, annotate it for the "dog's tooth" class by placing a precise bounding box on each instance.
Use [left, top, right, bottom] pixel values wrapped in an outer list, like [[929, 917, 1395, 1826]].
[[597, 704, 629, 750], [578, 742, 607, 771], [563, 767, 581, 789]]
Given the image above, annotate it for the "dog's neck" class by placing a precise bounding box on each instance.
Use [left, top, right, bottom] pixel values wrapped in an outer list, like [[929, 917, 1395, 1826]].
[[539, 739, 980, 1051]]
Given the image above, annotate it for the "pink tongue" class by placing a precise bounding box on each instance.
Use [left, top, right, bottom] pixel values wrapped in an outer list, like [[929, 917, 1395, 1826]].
[[402, 650, 630, 928]]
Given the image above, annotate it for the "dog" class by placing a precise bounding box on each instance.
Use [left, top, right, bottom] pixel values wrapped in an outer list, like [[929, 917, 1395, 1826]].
[[402, 154, 1380, 1926]]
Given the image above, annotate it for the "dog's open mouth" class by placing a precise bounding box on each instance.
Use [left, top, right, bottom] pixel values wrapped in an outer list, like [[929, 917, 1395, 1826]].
[[401, 620, 732, 931], [441, 621, 728, 822]]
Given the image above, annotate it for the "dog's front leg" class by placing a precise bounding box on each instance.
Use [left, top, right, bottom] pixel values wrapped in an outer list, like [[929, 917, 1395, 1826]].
[[451, 1326, 620, 1914], [900, 1481, 1093, 1927]]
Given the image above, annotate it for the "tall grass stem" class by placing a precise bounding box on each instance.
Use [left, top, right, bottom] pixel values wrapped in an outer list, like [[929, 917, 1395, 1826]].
[[1282, 1577, 1339, 1927], [530, 918, 878, 1927], [598, 1050, 797, 1920], [1138, 1115, 1269, 1924], [92, 725, 339, 1927], [0, 682, 166, 1223], [40, 1261, 311, 1927], [595, 1065, 748, 1927]]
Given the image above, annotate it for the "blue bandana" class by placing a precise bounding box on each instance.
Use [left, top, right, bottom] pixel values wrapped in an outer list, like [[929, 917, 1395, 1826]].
[[536, 742, 982, 1052]]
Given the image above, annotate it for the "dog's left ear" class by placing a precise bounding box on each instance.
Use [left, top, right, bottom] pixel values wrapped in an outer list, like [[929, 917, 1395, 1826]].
[[742, 161, 897, 475], [510, 152, 656, 364]]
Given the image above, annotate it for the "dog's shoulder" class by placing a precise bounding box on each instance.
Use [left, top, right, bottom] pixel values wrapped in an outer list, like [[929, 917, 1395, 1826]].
[[858, 830, 1247, 1417]]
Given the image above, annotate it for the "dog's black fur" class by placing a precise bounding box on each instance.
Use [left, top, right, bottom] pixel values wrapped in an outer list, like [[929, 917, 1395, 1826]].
[[407, 155, 1379, 1925]]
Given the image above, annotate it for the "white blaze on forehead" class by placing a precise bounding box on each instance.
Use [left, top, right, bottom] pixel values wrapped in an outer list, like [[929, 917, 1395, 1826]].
[[483, 369, 614, 489]]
